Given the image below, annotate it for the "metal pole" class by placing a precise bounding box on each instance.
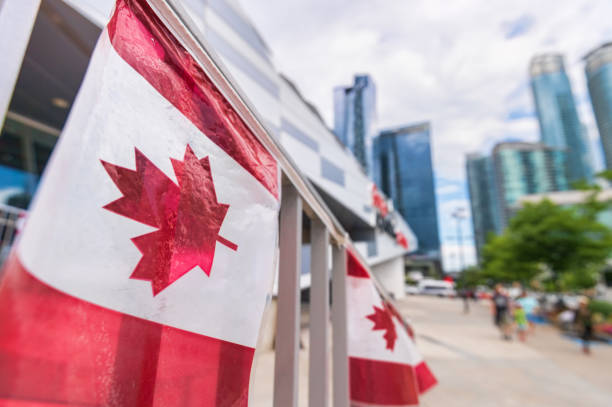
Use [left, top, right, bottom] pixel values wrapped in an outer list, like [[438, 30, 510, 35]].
[[452, 208, 466, 272], [331, 244, 349, 407], [273, 185, 302, 407], [309, 220, 330, 407], [0, 0, 41, 129], [456, 217, 465, 272]]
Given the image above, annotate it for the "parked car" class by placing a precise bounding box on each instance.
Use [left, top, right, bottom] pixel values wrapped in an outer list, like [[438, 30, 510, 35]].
[[418, 279, 456, 297], [405, 285, 419, 295]]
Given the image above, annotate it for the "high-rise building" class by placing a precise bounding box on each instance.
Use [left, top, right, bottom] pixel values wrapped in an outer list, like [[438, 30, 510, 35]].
[[530, 54, 593, 182], [333, 75, 377, 175], [466, 153, 500, 260], [585, 42, 612, 170], [492, 142, 569, 228], [373, 123, 440, 257]]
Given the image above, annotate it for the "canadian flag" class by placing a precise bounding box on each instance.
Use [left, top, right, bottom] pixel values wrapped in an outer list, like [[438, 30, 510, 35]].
[[371, 184, 389, 217], [0, 0, 279, 405], [347, 250, 437, 406]]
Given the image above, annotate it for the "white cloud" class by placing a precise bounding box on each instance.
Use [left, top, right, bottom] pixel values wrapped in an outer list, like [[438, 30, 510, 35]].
[[436, 184, 460, 196]]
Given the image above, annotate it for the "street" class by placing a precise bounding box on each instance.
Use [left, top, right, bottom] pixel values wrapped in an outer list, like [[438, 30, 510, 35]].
[[398, 296, 612, 407]]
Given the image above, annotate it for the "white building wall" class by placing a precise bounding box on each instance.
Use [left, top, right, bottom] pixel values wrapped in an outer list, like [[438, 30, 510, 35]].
[[61, 0, 112, 27], [0, 0, 42, 122]]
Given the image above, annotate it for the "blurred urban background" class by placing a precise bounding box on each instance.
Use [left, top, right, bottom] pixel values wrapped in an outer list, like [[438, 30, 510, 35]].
[[1, 0, 612, 405]]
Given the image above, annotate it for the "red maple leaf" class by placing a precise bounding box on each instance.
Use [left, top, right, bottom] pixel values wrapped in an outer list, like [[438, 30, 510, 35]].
[[366, 304, 398, 351], [101, 145, 237, 295]]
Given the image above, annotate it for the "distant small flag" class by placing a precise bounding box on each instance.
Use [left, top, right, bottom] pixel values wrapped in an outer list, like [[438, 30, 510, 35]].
[[371, 184, 389, 217], [396, 231, 409, 249]]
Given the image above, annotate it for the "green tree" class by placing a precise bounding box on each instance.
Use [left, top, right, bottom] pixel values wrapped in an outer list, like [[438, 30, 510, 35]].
[[455, 265, 486, 290], [482, 199, 612, 290], [571, 170, 612, 219], [481, 232, 539, 285], [480, 238, 512, 284]]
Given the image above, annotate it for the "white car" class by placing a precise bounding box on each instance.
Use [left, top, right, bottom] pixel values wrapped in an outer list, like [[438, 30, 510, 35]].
[[418, 279, 456, 297], [405, 285, 420, 295]]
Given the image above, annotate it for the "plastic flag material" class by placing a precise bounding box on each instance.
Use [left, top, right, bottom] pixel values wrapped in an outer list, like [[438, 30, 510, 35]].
[[0, 0, 279, 405], [346, 250, 437, 406]]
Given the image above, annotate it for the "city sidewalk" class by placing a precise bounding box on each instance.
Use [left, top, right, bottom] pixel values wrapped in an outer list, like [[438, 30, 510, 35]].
[[249, 304, 331, 407], [400, 295, 612, 407]]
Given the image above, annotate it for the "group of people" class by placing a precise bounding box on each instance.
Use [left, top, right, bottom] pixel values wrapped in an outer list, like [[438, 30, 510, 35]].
[[490, 284, 595, 354], [491, 284, 536, 342]]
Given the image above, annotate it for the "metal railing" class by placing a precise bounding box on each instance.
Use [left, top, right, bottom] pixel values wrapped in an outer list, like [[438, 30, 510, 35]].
[[0, 203, 25, 268]]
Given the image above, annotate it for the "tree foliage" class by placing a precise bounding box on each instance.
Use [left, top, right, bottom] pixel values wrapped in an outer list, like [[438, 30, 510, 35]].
[[481, 232, 539, 285], [481, 195, 612, 291], [455, 265, 486, 290]]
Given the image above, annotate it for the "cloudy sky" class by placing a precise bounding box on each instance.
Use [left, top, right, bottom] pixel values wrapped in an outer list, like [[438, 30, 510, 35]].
[[241, 0, 612, 270]]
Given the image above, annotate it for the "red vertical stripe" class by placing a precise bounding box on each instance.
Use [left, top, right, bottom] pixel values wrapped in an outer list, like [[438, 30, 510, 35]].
[[0, 256, 254, 406], [349, 357, 419, 406], [110, 316, 163, 406]]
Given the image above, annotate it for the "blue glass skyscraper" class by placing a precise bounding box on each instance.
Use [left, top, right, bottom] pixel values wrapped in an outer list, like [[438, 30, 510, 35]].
[[492, 142, 569, 228], [530, 54, 592, 183], [373, 123, 440, 257], [466, 142, 569, 258], [334, 75, 377, 176], [466, 153, 501, 260], [585, 43, 612, 170]]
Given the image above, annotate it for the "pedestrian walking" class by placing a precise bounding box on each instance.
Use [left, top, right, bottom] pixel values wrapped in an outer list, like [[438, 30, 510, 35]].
[[492, 284, 512, 340], [575, 297, 594, 355], [513, 303, 528, 342], [460, 288, 470, 314], [516, 290, 538, 335]]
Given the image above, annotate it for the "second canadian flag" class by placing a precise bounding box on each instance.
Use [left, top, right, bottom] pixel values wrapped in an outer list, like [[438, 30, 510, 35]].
[[347, 250, 437, 406]]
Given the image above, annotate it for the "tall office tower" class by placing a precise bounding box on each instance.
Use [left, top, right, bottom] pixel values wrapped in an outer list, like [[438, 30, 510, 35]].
[[466, 153, 501, 261], [530, 54, 593, 183], [585, 43, 612, 170], [492, 142, 569, 228], [333, 74, 377, 175], [373, 123, 440, 257]]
